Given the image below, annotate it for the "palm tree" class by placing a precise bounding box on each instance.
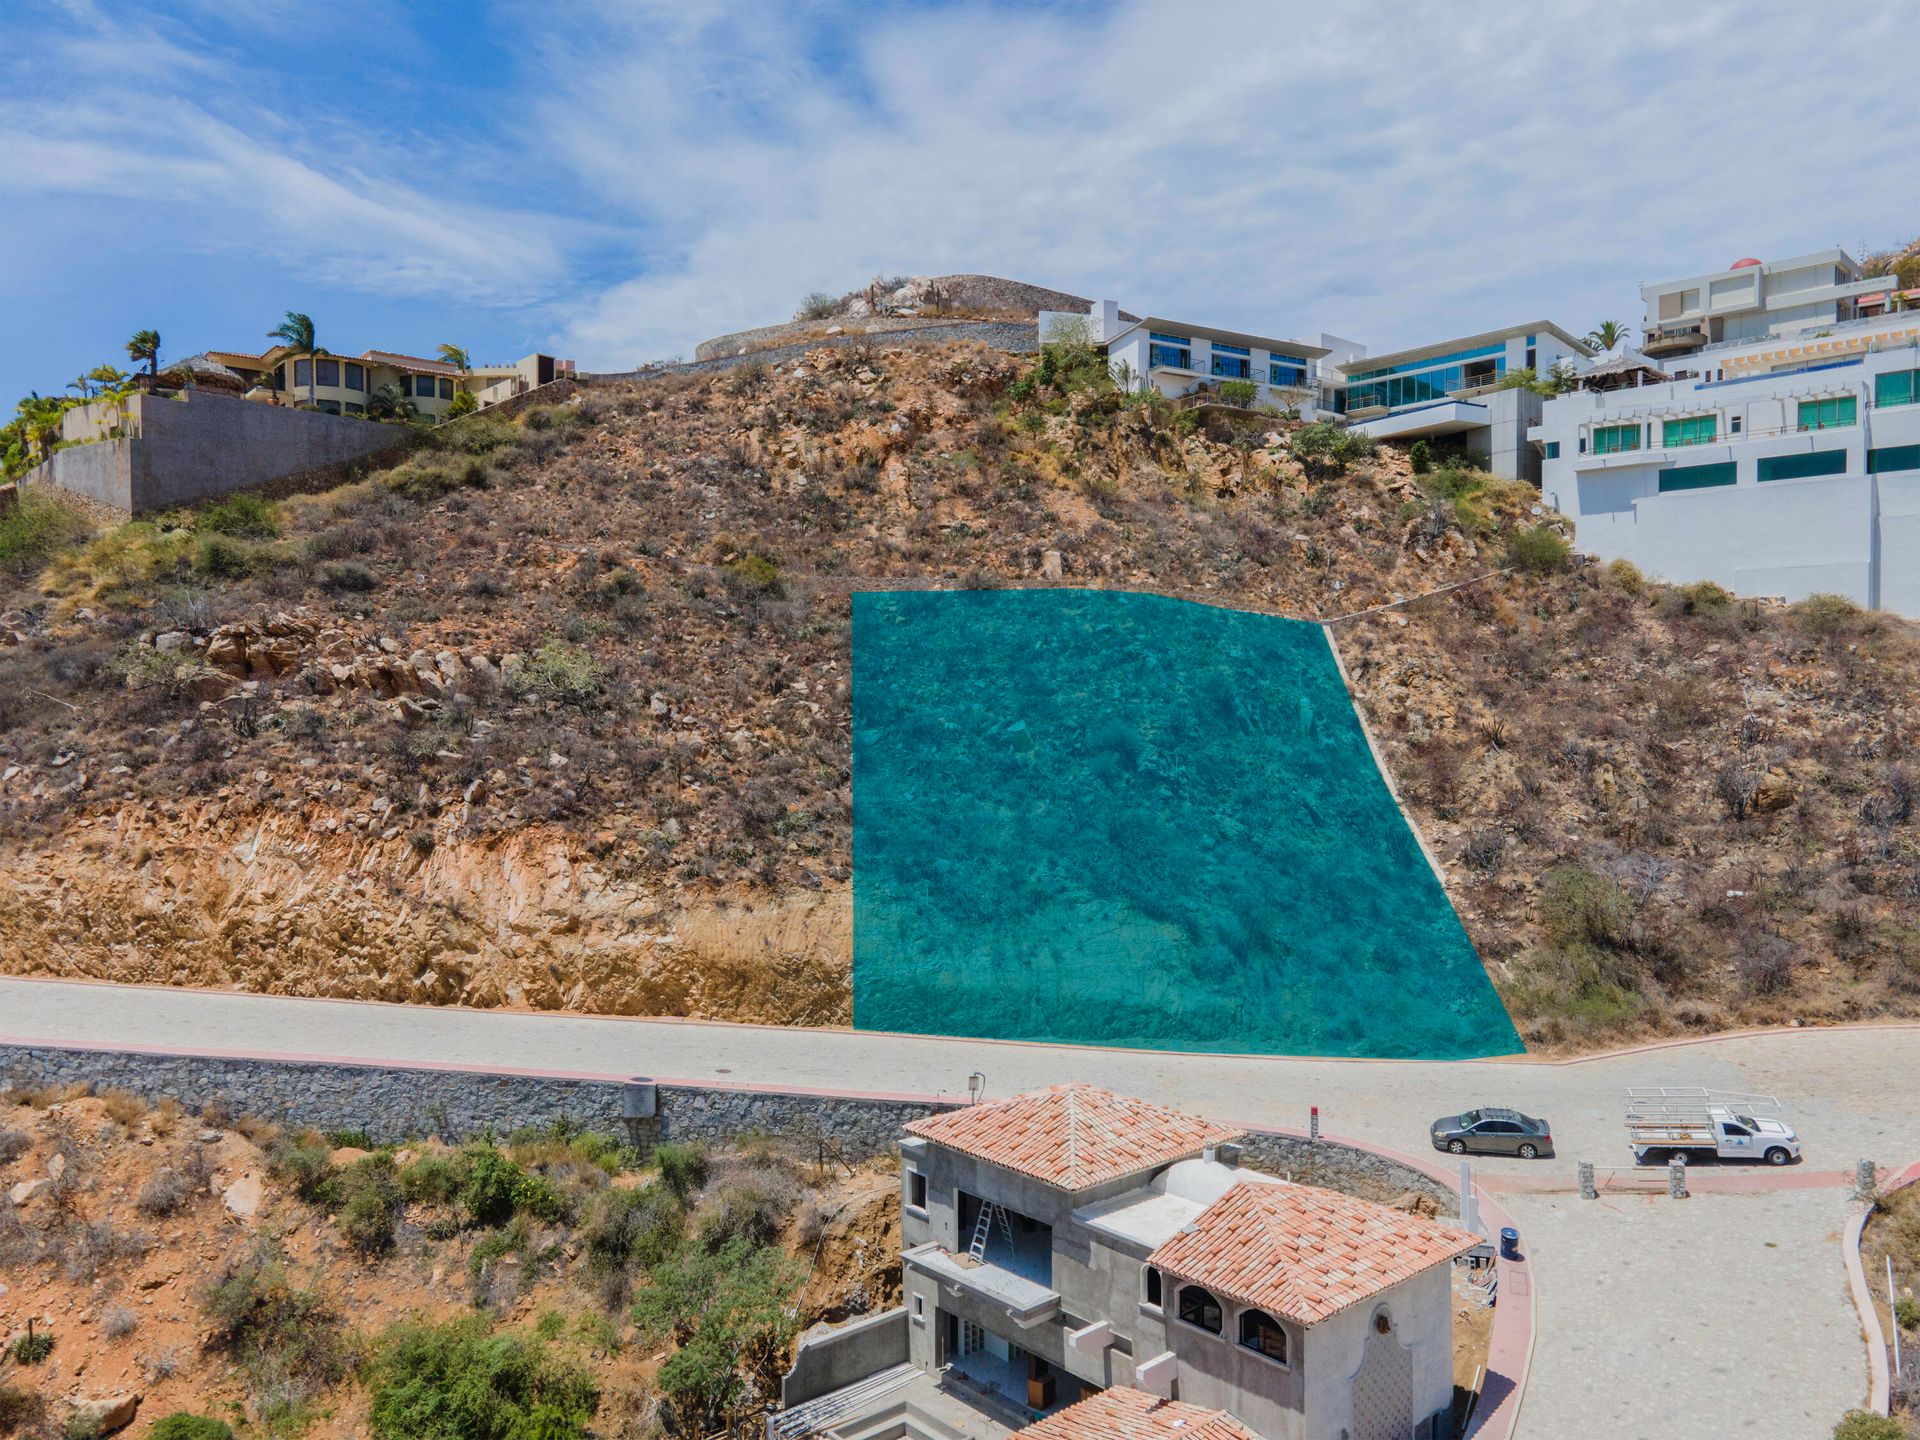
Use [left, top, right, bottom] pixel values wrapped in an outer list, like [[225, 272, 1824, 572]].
[[267, 311, 322, 407], [126, 329, 161, 381], [88, 364, 130, 394], [14, 393, 69, 463], [435, 344, 471, 371], [366, 382, 417, 423], [67, 373, 94, 402], [1586, 319, 1629, 352]]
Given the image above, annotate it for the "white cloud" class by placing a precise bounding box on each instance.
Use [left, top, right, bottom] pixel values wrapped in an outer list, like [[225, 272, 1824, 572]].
[[530, 0, 1920, 367]]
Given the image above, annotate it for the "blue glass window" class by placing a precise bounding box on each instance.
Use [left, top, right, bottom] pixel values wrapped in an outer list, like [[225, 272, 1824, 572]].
[[1544, 441, 1560, 459], [1346, 342, 1506, 383], [1269, 357, 1307, 387], [1210, 343, 1251, 380], [1149, 332, 1192, 370]]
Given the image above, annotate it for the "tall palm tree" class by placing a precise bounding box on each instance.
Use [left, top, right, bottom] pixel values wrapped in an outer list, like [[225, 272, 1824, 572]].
[[126, 329, 161, 381], [267, 311, 321, 407], [1586, 319, 1629, 352], [67, 373, 94, 402], [88, 364, 130, 394], [435, 344, 471, 371], [14, 393, 68, 463]]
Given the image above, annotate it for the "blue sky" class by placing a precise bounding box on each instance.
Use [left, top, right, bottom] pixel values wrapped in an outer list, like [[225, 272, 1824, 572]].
[[2, 0, 1915, 403]]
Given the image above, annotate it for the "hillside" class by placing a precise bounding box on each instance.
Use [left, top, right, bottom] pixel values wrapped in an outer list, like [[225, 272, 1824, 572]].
[[2, 339, 1916, 1050]]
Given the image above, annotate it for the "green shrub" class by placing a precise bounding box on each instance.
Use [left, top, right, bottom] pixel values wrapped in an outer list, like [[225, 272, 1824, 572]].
[[1896, 1294, 1920, 1330], [191, 532, 254, 579], [461, 1145, 525, 1227], [266, 1135, 337, 1205], [582, 1184, 686, 1284], [194, 493, 280, 539], [654, 1142, 709, 1202], [595, 565, 644, 601], [695, 1170, 800, 1251], [1792, 591, 1862, 636], [509, 640, 605, 707], [0, 1382, 44, 1431], [1214, 379, 1257, 408], [1540, 864, 1634, 951], [446, 390, 477, 419], [632, 1238, 802, 1436], [399, 1151, 462, 1205], [1833, 1412, 1904, 1440], [1407, 439, 1433, 475], [795, 292, 838, 322], [722, 552, 783, 599], [1507, 525, 1570, 575], [147, 1415, 235, 1440], [368, 1316, 597, 1440], [336, 1154, 403, 1255], [1680, 579, 1733, 613], [1604, 557, 1644, 594], [1290, 421, 1374, 481], [513, 1170, 568, 1224], [326, 1128, 374, 1149], [0, 488, 91, 573], [198, 1241, 352, 1421], [9, 1327, 54, 1364], [321, 558, 379, 592]]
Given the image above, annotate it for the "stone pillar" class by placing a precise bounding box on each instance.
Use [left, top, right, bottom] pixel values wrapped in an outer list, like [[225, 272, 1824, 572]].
[[1668, 1160, 1688, 1199], [1578, 1161, 1597, 1200]]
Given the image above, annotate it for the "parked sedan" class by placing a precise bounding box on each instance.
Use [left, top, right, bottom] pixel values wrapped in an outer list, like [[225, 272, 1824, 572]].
[[1431, 1107, 1555, 1159]]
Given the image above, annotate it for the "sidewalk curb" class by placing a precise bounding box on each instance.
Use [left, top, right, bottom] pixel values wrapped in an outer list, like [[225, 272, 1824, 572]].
[[1848, 1159, 1920, 1415]]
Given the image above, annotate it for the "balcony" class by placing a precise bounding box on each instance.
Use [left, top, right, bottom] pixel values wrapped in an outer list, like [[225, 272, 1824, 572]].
[[1644, 324, 1709, 357], [905, 1244, 1061, 1327]]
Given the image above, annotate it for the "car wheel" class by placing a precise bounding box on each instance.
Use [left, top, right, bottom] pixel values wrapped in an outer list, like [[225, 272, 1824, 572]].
[[1765, 1147, 1790, 1166], [1518, 1143, 1538, 1159], [1447, 1139, 1466, 1154]]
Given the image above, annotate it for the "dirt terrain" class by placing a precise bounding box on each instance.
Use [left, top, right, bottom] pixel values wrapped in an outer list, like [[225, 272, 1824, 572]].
[[1, 339, 1916, 1049]]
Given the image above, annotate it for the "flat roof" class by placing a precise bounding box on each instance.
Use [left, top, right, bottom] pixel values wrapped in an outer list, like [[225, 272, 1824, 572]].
[[1107, 316, 1330, 359], [1335, 321, 1589, 378], [1640, 248, 1858, 299]]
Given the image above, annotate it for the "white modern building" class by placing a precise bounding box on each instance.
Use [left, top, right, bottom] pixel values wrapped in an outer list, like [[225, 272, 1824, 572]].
[[1324, 323, 1592, 482], [1038, 301, 1331, 416], [1639, 248, 1906, 376], [1538, 324, 1920, 613]]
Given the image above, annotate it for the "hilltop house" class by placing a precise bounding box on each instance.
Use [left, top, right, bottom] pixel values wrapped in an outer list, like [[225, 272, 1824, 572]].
[[1037, 302, 1331, 416], [196, 347, 574, 418], [1537, 248, 1920, 614], [779, 1085, 1479, 1440]]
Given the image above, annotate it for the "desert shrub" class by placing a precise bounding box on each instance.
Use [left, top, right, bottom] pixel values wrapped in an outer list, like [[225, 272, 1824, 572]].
[[595, 565, 644, 602], [0, 1382, 44, 1430], [136, 1167, 196, 1216], [632, 1237, 802, 1436], [460, 1144, 529, 1227], [9, 1326, 54, 1363], [1407, 439, 1433, 474], [1507, 525, 1570, 575], [1833, 1413, 1904, 1440], [98, 1089, 147, 1126], [336, 1154, 404, 1255], [722, 552, 783, 599], [1895, 1295, 1920, 1330], [194, 493, 280, 539], [147, 1416, 234, 1440], [102, 1306, 137, 1340], [192, 532, 254, 579], [0, 488, 91, 573], [1604, 557, 1644, 594], [1461, 828, 1506, 872], [795, 291, 838, 322], [1737, 935, 1796, 996], [1541, 864, 1633, 950], [581, 1184, 686, 1301], [0, 1126, 28, 1163], [695, 1168, 802, 1251], [399, 1151, 462, 1205], [1679, 579, 1733, 614], [654, 1142, 709, 1202], [199, 1241, 353, 1419], [266, 1134, 336, 1205], [1214, 379, 1257, 408], [368, 1316, 598, 1440], [509, 641, 605, 707], [1291, 421, 1373, 481], [321, 559, 379, 592], [1793, 591, 1862, 637]]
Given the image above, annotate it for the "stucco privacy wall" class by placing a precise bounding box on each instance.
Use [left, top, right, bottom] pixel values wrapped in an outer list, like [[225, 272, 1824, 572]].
[[783, 1309, 911, 1407], [39, 389, 410, 515], [0, 1041, 1451, 1209]]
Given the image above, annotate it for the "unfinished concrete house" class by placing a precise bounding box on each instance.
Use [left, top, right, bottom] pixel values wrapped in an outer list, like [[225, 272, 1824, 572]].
[[776, 1084, 1479, 1440]]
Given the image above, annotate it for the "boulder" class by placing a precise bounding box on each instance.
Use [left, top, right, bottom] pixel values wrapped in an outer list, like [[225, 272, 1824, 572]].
[[67, 1393, 141, 1436], [222, 1173, 263, 1220], [204, 628, 248, 675], [1041, 550, 1064, 581], [8, 1178, 47, 1205], [182, 666, 237, 703], [1754, 769, 1797, 813], [153, 631, 187, 655]]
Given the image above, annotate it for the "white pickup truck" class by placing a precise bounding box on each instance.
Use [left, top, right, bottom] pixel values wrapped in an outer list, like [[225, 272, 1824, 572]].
[[1624, 1088, 1802, 1166]]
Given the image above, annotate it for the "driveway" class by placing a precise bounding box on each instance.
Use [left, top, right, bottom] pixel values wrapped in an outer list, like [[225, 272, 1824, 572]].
[[2, 978, 1909, 1436]]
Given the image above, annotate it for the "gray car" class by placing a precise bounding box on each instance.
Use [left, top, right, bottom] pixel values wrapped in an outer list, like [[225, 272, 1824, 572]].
[[1431, 1107, 1554, 1159]]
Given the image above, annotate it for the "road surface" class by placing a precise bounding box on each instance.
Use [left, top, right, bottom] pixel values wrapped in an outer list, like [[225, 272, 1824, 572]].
[[4, 977, 1912, 1437]]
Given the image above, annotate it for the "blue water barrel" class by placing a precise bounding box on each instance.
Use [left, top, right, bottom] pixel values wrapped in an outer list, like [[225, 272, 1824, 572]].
[[1499, 1227, 1521, 1260]]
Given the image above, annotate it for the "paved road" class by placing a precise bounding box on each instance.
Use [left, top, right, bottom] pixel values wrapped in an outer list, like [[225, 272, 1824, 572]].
[[4, 978, 1912, 1437]]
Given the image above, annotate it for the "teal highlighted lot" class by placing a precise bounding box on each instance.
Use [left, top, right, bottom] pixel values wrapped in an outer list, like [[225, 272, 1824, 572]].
[[851, 589, 1521, 1059]]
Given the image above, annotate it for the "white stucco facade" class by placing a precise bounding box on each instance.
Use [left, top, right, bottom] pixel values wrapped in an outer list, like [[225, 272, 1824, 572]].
[[1640, 248, 1900, 371], [1537, 338, 1920, 613], [1038, 301, 1331, 416]]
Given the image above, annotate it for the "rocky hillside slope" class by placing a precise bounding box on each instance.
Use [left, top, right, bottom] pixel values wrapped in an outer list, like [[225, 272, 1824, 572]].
[[2, 340, 1915, 1050]]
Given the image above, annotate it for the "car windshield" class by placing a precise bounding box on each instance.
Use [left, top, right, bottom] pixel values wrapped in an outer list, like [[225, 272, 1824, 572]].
[[1458, 1110, 1480, 1127], [1736, 1114, 1760, 1130]]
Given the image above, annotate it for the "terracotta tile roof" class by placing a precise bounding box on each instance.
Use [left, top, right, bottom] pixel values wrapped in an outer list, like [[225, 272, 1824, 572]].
[[1147, 1181, 1479, 1327], [1016, 1387, 1257, 1440], [903, 1085, 1239, 1191]]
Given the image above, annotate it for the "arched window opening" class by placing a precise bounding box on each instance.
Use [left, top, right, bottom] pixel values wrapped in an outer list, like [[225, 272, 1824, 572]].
[[1239, 1309, 1287, 1362], [1177, 1285, 1222, 1335]]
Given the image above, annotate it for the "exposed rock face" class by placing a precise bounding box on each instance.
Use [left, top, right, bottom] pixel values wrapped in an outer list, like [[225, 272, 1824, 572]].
[[68, 1394, 141, 1436], [1754, 768, 1797, 813]]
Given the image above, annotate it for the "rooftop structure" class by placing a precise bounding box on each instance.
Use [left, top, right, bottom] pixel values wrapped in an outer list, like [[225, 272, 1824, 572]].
[[1639, 248, 1903, 362], [903, 1084, 1241, 1192], [1015, 1388, 1258, 1440], [1036, 301, 1331, 416]]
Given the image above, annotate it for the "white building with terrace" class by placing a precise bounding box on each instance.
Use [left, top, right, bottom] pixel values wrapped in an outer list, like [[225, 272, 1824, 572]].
[[1037, 302, 1331, 416]]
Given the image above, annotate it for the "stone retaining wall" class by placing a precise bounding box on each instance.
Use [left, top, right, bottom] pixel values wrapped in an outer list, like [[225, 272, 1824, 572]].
[[0, 1041, 1452, 1213]]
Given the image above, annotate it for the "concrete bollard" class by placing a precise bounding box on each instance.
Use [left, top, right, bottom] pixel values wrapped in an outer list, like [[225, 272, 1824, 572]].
[[1857, 1158, 1878, 1201], [1578, 1162, 1597, 1200], [1668, 1159, 1688, 1199]]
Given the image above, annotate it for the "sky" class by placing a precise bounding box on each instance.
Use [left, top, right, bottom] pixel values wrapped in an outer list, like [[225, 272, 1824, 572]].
[[2, 0, 1916, 403]]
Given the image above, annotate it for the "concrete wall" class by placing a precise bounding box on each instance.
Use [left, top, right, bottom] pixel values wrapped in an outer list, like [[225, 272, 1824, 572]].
[[39, 390, 411, 515], [785, 1309, 911, 1406], [1483, 387, 1542, 484], [1302, 1264, 1454, 1440]]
